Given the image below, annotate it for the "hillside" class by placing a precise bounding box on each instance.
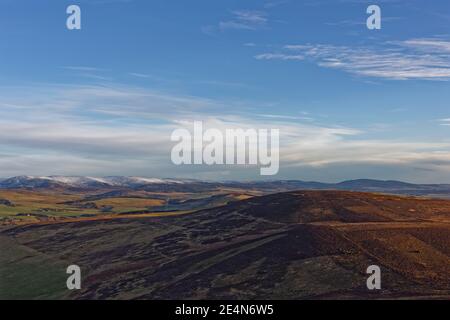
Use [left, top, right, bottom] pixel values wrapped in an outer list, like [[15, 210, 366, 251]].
[[1, 190, 449, 299]]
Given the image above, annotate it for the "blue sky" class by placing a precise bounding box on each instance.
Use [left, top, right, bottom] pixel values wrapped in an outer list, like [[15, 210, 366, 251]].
[[1, 0, 450, 182]]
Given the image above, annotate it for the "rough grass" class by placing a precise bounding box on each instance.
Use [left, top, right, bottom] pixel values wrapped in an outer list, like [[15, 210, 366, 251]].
[[0, 189, 251, 225], [0, 235, 69, 299]]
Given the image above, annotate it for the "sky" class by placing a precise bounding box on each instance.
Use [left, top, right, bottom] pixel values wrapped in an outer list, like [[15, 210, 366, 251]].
[[1, 0, 450, 182]]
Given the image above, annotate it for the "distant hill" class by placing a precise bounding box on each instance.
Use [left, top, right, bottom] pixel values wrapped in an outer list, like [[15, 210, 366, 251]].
[[2, 176, 450, 198], [0, 176, 190, 189]]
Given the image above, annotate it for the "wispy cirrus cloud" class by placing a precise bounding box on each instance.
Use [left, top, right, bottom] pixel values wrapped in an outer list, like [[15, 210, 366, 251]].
[[203, 10, 269, 34], [255, 53, 304, 61], [399, 38, 450, 53], [438, 118, 450, 126], [220, 10, 268, 31], [128, 72, 152, 78], [255, 38, 450, 80], [62, 66, 114, 81], [263, 0, 290, 9], [62, 66, 106, 72]]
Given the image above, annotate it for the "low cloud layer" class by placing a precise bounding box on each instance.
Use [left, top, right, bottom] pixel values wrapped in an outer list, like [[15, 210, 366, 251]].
[[1, 83, 450, 182]]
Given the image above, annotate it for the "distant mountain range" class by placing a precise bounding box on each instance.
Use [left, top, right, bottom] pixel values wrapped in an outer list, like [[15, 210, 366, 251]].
[[2, 175, 450, 197], [0, 176, 188, 189]]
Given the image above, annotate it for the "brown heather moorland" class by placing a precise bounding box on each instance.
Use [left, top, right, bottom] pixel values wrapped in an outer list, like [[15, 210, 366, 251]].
[[0, 190, 449, 300]]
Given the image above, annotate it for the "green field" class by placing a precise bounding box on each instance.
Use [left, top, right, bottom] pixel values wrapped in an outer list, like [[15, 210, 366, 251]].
[[0, 189, 253, 225], [0, 235, 69, 299]]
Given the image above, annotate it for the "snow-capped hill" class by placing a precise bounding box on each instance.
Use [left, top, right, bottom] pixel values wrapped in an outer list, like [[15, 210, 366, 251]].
[[40, 176, 114, 187], [0, 176, 190, 189], [0, 176, 67, 189], [105, 176, 186, 186]]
